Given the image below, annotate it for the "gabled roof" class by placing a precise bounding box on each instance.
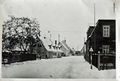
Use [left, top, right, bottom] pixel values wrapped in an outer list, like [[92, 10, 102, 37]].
[[60, 40, 71, 51], [40, 36, 53, 51], [40, 36, 63, 52]]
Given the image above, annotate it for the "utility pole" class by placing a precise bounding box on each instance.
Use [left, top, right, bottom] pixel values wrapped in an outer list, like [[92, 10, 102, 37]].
[[93, 1, 96, 53], [94, 2, 95, 28], [90, 1, 96, 70], [93, 1, 100, 70], [83, 37, 85, 54], [113, 0, 116, 13]]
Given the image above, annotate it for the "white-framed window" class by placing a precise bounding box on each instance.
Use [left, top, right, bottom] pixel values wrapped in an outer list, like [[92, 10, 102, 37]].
[[102, 45, 110, 54], [103, 25, 110, 37]]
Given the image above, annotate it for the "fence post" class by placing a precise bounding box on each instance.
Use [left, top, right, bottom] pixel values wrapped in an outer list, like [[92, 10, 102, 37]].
[[98, 52, 100, 70], [89, 47, 93, 69], [90, 52, 93, 69]]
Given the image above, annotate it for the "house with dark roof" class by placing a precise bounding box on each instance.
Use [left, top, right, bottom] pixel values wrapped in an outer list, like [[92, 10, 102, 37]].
[[85, 19, 116, 70]]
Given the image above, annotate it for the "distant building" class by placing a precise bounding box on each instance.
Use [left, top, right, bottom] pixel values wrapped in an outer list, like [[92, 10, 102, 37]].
[[80, 43, 86, 55], [60, 40, 72, 56], [30, 37, 47, 59]]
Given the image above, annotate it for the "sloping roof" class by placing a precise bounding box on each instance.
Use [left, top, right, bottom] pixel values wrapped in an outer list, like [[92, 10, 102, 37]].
[[40, 36, 53, 51], [61, 40, 71, 50], [40, 36, 63, 52]]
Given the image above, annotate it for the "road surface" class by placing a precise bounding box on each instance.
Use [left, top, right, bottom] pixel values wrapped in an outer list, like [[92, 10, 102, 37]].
[[2, 56, 115, 78]]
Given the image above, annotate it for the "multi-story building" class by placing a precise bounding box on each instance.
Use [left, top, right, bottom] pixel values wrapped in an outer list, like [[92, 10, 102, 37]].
[[85, 19, 116, 69]]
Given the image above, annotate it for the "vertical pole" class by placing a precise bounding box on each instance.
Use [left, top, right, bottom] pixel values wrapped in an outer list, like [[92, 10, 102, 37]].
[[92, 0, 95, 70], [94, 2, 96, 55], [98, 53, 100, 70], [113, 0, 116, 13], [57, 34, 60, 57], [84, 37, 85, 54], [91, 52, 93, 69], [94, 2, 95, 28]]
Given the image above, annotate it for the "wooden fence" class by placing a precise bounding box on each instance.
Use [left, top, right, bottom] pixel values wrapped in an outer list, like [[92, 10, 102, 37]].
[[91, 54, 115, 70], [2, 52, 36, 64]]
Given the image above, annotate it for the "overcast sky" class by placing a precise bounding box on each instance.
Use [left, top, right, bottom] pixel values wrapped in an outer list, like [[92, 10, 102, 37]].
[[0, 0, 115, 50]]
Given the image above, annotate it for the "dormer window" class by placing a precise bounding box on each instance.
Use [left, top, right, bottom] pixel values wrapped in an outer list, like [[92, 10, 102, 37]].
[[44, 37, 46, 39], [48, 45, 52, 49], [53, 46, 55, 49], [59, 47, 61, 50]]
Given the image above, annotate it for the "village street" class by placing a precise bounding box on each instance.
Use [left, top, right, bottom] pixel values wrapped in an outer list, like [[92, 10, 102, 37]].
[[2, 56, 115, 78]]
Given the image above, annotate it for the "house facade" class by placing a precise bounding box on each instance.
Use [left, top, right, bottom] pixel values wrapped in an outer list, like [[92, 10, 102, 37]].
[[85, 19, 116, 69], [31, 36, 64, 59], [86, 19, 115, 55], [60, 40, 73, 56]]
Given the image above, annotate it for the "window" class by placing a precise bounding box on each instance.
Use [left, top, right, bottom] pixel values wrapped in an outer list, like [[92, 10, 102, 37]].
[[102, 45, 109, 54], [59, 47, 61, 50], [48, 45, 52, 49], [103, 25, 110, 37], [53, 46, 55, 49]]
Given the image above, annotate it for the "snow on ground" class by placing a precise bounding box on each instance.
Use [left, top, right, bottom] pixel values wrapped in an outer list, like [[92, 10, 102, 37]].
[[2, 56, 116, 78]]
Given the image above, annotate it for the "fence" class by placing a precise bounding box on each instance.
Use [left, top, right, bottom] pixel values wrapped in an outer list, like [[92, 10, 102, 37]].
[[2, 52, 36, 64], [91, 54, 115, 70]]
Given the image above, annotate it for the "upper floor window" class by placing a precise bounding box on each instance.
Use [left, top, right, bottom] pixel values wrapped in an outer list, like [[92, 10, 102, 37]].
[[103, 25, 110, 37]]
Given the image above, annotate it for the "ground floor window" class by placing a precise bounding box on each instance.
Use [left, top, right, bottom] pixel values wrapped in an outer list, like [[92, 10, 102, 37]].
[[102, 45, 110, 54]]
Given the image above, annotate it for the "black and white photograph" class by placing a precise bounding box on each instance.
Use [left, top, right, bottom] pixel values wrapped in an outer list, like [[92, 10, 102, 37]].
[[1, 0, 116, 79]]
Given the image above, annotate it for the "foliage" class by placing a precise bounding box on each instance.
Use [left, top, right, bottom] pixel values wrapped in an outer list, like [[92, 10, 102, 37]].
[[2, 16, 41, 52]]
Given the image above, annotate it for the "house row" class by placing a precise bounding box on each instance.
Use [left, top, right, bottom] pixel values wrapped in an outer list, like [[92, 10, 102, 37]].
[[32, 36, 73, 59], [84, 19, 116, 69]]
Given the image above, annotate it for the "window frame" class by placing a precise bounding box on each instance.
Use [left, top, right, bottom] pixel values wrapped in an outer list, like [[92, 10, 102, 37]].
[[102, 45, 110, 54], [103, 25, 110, 37]]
